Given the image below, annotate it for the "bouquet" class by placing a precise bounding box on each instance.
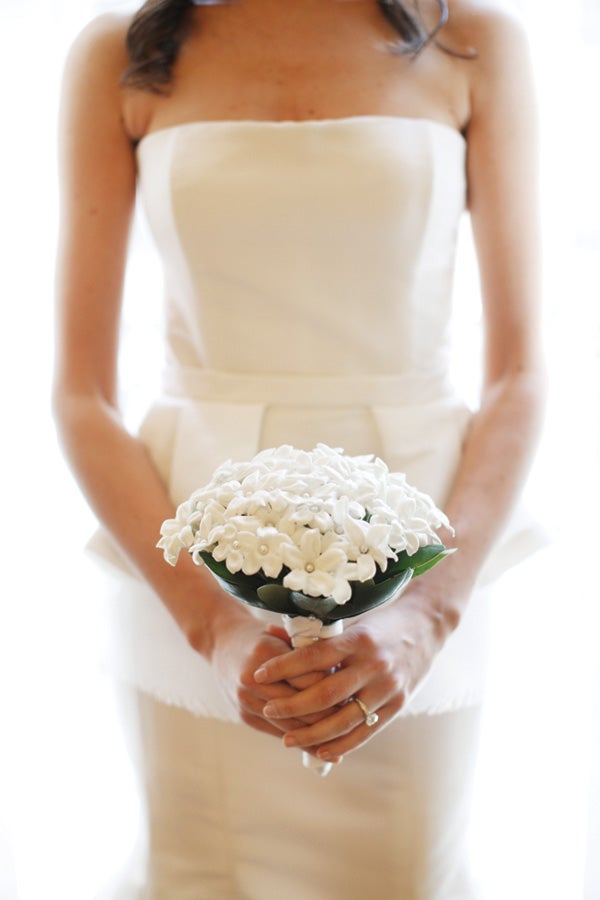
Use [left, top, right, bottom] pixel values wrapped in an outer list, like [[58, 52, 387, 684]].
[[158, 443, 454, 772]]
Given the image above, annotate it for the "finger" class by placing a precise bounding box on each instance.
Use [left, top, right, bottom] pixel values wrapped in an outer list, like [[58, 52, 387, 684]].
[[281, 699, 367, 749], [239, 665, 332, 725], [240, 700, 340, 759], [239, 709, 293, 739], [314, 692, 407, 760], [287, 670, 328, 691], [254, 640, 345, 684], [245, 647, 330, 692], [239, 659, 304, 700], [239, 688, 331, 729], [262, 666, 364, 720], [314, 719, 384, 759], [238, 690, 308, 731]]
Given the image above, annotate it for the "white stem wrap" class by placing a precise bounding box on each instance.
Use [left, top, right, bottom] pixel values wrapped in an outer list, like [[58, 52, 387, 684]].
[[282, 615, 344, 777]]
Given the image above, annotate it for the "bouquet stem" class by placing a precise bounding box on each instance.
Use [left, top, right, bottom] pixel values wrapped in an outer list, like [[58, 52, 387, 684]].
[[282, 615, 344, 777]]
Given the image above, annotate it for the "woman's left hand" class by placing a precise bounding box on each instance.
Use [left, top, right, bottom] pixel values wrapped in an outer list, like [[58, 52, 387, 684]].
[[253, 586, 456, 762]]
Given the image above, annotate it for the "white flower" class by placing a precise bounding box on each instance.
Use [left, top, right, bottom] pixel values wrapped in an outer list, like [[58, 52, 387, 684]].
[[158, 443, 452, 603], [234, 526, 294, 578], [282, 529, 349, 602], [198, 522, 240, 569], [190, 498, 227, 543], [287, 498, 335, 533], [156, 500, 196, 565], [156, 527, 192, 566], [343, 515, 394, 575]]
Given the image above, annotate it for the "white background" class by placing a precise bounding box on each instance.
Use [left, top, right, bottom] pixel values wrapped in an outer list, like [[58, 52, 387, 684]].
[[0, 1, 599, 897]]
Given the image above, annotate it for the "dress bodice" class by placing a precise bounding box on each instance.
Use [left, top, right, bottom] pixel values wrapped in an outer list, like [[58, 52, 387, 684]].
[[136, 116, 466, 382]]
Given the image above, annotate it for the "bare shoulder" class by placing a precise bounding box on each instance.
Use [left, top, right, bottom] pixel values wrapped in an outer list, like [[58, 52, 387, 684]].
[[446, 0, 530, 45], [63, 13, 130, 82], [61, 14, 133, 129], [446, 0, 533, 79], [59, 13, 137, 150], [443, 0, 536, 127], [414, 0, 529, 49]]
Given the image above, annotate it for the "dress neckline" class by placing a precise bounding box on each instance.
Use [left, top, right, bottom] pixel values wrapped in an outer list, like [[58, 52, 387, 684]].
[[136, 115, 466, 153]]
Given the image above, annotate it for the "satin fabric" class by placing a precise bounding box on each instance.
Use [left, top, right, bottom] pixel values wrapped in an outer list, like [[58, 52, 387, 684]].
[[126, 691, 483, 900]]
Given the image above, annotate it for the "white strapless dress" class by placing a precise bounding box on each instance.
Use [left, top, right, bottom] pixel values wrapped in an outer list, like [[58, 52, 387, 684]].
[[89, 117, 545, 898], [90, 116, 542, 721]]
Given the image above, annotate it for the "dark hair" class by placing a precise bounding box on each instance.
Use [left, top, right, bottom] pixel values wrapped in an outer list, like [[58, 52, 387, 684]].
[[122, 0, 459, 94]]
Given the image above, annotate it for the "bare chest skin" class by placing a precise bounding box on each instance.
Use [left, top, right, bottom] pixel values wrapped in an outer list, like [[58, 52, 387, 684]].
[[122, 0, 472, 142]]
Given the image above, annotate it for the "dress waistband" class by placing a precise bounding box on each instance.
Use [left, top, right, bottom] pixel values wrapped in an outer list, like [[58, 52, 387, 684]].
[[161, 366, 455, 407]]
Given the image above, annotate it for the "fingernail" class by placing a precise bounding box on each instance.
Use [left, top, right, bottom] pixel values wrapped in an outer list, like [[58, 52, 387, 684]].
[[254, 667, 267, 683], [263, 702, 277, 717], [317, 749, 331, 761], [283, 734, 297, 748]]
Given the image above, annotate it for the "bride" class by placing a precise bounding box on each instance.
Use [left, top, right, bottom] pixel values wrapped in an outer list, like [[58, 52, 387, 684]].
[[53, 0, 545, 896]]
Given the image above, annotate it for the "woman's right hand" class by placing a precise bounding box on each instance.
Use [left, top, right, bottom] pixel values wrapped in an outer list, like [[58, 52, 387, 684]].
[[209, 613, 326, 741]]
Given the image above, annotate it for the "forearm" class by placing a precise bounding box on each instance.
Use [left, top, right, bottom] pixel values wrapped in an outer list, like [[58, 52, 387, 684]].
[[406, 366, 546, 630], [54, 393, 247, 657]]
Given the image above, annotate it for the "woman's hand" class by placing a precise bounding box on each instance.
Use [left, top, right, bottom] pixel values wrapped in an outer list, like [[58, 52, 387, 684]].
[[252, 587, 456, 761], [209, 613, 331, 744]]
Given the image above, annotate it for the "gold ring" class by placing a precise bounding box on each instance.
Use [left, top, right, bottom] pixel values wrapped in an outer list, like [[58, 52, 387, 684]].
[[353, 697, 379, 727]]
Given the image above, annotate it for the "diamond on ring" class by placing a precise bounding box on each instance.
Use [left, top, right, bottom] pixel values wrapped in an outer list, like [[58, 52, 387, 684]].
[[353, 697, 379, 727]]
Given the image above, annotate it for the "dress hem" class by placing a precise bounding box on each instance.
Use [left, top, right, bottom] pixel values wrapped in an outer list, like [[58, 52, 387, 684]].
[[103, 663, 485, 722]]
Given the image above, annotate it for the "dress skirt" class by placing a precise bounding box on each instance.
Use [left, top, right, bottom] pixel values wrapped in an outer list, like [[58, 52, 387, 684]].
[[89, 393, 542, 899], [125, 691, 483, 900]]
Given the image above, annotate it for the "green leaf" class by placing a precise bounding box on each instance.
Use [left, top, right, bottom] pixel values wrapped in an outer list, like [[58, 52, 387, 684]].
[[382, 544, 455, 580], [199, 551, 236, 580], [208, 571, 268, 609], [199, 552, 264, 590], [255, 570, 414, 623], [199, 552, 268, 607], [199, 544, 454, 624], [327, 568, 414, 621], [411, 546, 456, 577], [256, 584, 297, 614], [289, 592, 339, 617]]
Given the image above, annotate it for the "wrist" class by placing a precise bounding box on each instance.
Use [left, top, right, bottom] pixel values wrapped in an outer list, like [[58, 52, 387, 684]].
[[404, 532, 478, 632], [159, 556, 250, 659], [385, 580, 465, 644], [205, 598, 251, 662]]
